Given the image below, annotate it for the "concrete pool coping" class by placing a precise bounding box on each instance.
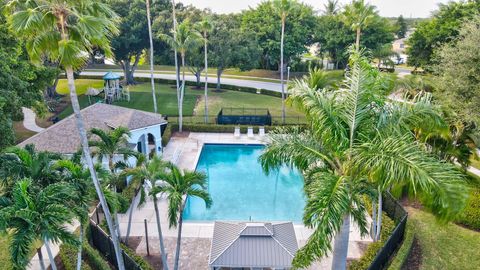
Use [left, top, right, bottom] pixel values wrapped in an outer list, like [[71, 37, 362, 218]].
[[118, 132, 372, 269]]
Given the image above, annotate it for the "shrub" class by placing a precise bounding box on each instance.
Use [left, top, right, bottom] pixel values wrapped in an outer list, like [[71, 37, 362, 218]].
[[162, 124, 172, 147], [82, 242, 112, 270], [348, 213, 396, 270], [120, 243, 154, 270], [456, 187, 480, 230], [59, 244, 93, 270]]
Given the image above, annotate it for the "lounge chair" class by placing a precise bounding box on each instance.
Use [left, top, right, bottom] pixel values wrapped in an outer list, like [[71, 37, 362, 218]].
[[234, 126, 241, 138], [259, 126, 265, 137], [247, 127, 254, 139]]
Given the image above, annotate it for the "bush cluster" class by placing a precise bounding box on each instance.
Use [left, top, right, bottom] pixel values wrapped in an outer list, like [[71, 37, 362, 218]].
[[59, 244, 93, 270], [120, 243, 154, 270], [161, 124, 172, 147], [348, 213, 396, 270], [456, 187, 480, 230]]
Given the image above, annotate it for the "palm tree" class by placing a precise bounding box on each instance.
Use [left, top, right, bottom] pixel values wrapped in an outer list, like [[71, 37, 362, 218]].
[[0, 179, 78, 270], [160, 21, 201, 132], [273, 0, 297, 124], [88, 127, 137, 172], [259, 51, 468, 269], [171, 0, 180, 91], [0, 144, 61, 188], [324, 0, 340, 15], [146, 0, 158, 114], [342, 0, 377, 51], [54, 159, 94, 270], [197, 18, 213, 124], [129, 156, 171, 270], [4, 1, 125, 268], [152, 163, 212, 270]]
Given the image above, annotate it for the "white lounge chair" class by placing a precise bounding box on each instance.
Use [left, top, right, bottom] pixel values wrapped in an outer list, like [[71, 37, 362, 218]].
[[247, 127, 254, 139], [234, 126, 241, 138], [258, 126, 265, 137]]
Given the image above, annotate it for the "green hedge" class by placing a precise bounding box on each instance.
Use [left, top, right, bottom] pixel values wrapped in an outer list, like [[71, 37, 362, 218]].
[[388, 221, 415, 270], [456, 187, 480, 230], [59, 244, 93, 270], [82, 242, 112, 270], [162, 124, 172, 147], [349, 213, 396, 270], [120, 243, 154, 270]]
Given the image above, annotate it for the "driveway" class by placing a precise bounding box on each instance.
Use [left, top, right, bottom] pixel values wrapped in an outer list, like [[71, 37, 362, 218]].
[[80, 71, 283, 92]]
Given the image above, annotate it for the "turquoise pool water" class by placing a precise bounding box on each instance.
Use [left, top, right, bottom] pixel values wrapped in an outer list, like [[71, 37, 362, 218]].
[[183, 144, 305, 222]]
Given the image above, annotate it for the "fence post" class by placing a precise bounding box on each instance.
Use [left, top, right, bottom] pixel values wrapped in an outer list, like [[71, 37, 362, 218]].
[[144, 219, 150, 256], [96, 206, 100, 224]]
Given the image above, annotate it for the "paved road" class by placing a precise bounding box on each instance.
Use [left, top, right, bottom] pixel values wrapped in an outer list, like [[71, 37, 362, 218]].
[[81, 71, 283, 92]]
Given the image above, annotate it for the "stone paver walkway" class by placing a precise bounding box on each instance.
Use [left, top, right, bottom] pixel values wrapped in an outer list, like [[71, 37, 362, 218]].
[[22, 107, 44, 133]]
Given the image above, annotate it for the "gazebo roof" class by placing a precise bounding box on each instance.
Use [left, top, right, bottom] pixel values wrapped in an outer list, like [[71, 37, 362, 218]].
[[103, 71, 121, 80], [209, 222, 298, 269]]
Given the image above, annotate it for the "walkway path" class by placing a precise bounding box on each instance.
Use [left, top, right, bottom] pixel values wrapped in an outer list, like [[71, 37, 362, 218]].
[[21, 107, 44, 133], [80, 71, 283, 92]]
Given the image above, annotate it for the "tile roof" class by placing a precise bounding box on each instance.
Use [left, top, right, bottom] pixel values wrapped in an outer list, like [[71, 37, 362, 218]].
[[209, 221, 298, 268], [19, 103, 166, 154]]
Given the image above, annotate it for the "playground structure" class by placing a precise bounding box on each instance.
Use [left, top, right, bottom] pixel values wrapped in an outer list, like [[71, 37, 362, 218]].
[[103, 71, 130, 103]]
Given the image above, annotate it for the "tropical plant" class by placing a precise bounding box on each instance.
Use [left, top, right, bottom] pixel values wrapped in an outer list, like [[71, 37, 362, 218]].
[[128, 156, 169, 270], [160, 20, 201, 132], [342, 0, 377, 51], [0, 179, 78, 270], [197, 17, 213, 123], [259, 51, 468, 269], [323, 0, 340, 15], [88, 127, 137, 172], [300, 67, 339, 90], [273, 0, 297, 124], [54, 159, 94, 270], [4, 1, 125, 268], [151, 163, 212, 270], [0, 144, 61, 190]]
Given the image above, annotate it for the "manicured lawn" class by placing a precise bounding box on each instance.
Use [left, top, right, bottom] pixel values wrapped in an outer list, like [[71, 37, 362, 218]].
[[405, 207, 480, 269], [56, 80, 305, 123], [13, 121, 37, 143], [470, 156, 480, 170], [56, 79, 104, 95]]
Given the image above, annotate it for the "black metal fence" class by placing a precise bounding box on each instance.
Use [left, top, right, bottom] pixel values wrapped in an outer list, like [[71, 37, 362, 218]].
[[217, 107, 272, 126], [88, 205, 143, 270], [166, 115, 307, 126], [368, 193, 408, 270]]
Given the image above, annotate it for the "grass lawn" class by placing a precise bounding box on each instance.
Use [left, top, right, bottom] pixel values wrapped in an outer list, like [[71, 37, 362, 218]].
[[56, 79, 104, 95], [13, 121, 37, 143], [470, 156, 480, 170], [405, 207, 480, 269], [56, 80, 305, 123]]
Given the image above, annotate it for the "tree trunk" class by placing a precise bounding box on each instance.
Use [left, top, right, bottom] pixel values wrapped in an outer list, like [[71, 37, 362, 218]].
[[45, 75, 60, 99], [356, 28, 361, 51], [65, 66, 126, 270], [331, 215, 350, 270], [113, 186, 122, 241], [172, 0, 180, 91], [173, 203, 185, 270], [280, 17, 286, 124], [146, 0, 158, 114], [216, 68, 223, 91], [76, 224, 84, 270], [37, 248, 46, 270], [178, 54, 187, 133], [375, 190, 383, 241], [44, 238, 57, 270], [204, 35, 209, 124], [371, 200, 377, 241], [125, 190, 140, 245], [153, 196, 169, 270]]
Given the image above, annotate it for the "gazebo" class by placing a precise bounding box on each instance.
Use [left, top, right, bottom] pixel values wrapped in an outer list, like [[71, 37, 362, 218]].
[[209, 222, 298, 270], [103, 71, 129, 103]]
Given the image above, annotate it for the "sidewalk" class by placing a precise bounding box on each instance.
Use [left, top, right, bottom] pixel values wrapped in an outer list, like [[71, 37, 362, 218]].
[[21, 107, 44, 133]]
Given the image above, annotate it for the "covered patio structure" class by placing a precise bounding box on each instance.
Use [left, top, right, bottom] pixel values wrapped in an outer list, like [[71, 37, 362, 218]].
[[209, 222, 299, 270]]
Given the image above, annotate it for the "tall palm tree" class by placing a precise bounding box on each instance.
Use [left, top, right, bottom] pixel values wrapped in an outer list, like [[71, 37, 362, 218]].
[[342, 0, 377, 51], [171, 0, 180, 91], [260, 51, 468, 269], [324, 0, 340, 15], [273, 0, 297, 124], [4, 1, 125, 268], [146, 0, 158, 114], [160, 21, 201, 132], [197, 18, 213, 124], [129, 156, 171, 270], [0, 179, 78, 270], [88, 127, 137, 172], [152, 163, 212, 270], [53, 159, 94, 270]]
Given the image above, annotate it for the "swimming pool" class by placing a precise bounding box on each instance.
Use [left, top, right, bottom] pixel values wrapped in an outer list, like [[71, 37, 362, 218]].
[[183, 144, 305, 222]]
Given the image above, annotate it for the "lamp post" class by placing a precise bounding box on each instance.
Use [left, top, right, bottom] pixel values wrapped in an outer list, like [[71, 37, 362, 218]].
[[287, 66, 291, 85]]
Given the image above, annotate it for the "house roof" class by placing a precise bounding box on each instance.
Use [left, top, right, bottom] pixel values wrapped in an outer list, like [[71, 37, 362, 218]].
[[103, 71, 121, 80], [19, 103, 167, 154], [209, 221, 298, 268]]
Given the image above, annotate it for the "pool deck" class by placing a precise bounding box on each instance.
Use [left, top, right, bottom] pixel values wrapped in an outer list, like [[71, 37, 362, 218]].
[[118, 132, 372, 269]]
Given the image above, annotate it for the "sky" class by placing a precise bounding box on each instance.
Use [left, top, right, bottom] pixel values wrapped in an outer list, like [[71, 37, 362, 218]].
[[178, 0, 458, 18]]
